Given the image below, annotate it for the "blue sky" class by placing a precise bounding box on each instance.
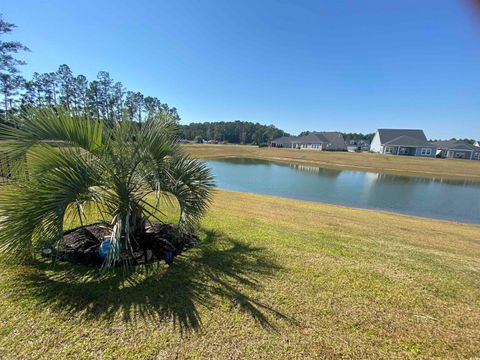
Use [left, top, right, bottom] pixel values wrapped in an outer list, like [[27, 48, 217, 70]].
[[2, 0, 480, 138]]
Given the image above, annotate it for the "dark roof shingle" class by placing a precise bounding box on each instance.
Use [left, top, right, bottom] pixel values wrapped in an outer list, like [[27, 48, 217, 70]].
[[378, 129, 427, 144], [384, 135, 433, 147]]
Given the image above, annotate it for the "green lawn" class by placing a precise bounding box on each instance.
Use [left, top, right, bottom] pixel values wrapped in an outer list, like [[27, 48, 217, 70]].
[[0, 189, 479, 358]]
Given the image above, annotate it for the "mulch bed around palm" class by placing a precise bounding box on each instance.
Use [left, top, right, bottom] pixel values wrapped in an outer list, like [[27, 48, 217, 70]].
[[50, 222, 199, 267]]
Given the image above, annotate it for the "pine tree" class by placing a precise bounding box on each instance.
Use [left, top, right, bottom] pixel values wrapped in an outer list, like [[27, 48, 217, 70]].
[[57, 64, 75, 109], [0, 14, 29, 123], [74, 75, 88, 113], [111, 81, 125, 119], [0, 73, 23, 123], [125, 91, 144, 122], [86, 80, 101, 118], [97, 71, 113, 120]]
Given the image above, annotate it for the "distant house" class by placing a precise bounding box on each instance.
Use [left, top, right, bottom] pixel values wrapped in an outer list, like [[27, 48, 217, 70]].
[[370, 129, 436, 157], [432, 140, 480, 160], [271, 132, 347, 151], [270, 136, 297, 148], [474, 140, 480, 147], [291, 132, 347, 151], [346, 139, 370, 152]]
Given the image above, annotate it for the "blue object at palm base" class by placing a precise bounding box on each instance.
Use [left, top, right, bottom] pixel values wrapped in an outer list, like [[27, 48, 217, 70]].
[[164, 250, 174, 264], [99, 239, 113, 259]]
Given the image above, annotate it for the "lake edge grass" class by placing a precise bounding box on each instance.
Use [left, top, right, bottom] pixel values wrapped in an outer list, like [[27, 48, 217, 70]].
[[0, 189, 479, 358]]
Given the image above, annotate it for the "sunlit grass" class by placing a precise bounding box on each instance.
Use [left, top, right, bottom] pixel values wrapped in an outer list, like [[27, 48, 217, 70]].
[[63, 193, 182, 231], [0, 189, 479, 358]]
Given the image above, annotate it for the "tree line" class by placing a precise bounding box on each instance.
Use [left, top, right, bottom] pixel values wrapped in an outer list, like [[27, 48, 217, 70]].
[[0, 14, 394, 146], [429, 138, 477, 144], [179, 121, 289, 145], [19, 65, 180, 123], [341, 132, 375, 142], [0, 14, 179, 125], [298, 131, 374, 142], [180, 124, 379, 145]]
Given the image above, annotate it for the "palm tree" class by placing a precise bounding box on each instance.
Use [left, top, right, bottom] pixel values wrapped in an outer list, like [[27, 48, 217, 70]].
[[0, 107, 214, 269]]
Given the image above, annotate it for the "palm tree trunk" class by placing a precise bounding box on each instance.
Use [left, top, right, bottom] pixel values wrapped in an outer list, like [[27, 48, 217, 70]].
[[130, 207, 146, 237]]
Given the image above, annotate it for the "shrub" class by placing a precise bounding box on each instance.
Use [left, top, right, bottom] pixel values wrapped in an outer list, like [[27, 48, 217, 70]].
[[0, 107, 214, 270]]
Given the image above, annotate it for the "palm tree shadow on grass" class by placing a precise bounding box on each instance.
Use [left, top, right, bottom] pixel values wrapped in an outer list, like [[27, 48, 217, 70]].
[[16, 228, 295, 333]]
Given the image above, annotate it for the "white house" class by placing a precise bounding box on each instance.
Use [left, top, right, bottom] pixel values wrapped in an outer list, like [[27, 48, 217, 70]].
[[370, 129, 436, 157], [271, 132, 347, 151]]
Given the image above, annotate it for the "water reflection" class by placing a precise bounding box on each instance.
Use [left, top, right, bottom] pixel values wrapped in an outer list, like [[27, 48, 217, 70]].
[[288, 163, 341, 178], [206, 158, 480, 224], [372, 173, 478, 187]]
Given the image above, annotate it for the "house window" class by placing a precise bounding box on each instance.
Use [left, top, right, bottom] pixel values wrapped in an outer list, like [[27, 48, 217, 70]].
[[473, 152, 480, 160], [385, 147, 394, 154], [421, 148, 432, 156]]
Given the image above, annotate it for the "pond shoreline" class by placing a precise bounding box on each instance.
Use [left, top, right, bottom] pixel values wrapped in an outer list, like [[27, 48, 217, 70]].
[[184, 144, 480, 182], [206, 157, 480, 225], [215, 186, 480, 225]]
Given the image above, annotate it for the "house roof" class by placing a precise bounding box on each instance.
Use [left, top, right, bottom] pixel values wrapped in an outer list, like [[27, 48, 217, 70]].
[[295, 132, 343, 144], [384, 135, 434, 147], [431, 140, 479, 151], [272, 136, 297, 143], [377, 129, 427, 144], [295, 133, 326, 144], [317, 132, 343, 143]]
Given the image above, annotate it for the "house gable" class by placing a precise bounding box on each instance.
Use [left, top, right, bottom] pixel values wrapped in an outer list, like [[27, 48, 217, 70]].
[[377, 129, 428, 145]]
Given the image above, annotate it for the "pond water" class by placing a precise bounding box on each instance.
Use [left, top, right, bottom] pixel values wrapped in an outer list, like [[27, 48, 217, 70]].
[[206, 158, 480, 224]]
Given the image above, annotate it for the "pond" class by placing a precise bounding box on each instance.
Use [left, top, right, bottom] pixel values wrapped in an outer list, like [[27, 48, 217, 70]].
[[206, 158, 480, 224]]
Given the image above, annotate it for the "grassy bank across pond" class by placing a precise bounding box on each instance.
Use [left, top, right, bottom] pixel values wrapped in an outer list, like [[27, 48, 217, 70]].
[[183, 144, 480, 181], [0, 189, 479, 358]]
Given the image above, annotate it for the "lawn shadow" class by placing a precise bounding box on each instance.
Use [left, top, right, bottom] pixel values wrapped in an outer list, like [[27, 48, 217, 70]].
[[15, 228, 294, 333]]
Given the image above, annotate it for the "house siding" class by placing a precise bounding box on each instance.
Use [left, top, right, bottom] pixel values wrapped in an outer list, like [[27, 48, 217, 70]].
[[414, 147, 436, 157], [370, 131, 382, 152], [300, 144, 323, 150], [433, 141, 480, 160]]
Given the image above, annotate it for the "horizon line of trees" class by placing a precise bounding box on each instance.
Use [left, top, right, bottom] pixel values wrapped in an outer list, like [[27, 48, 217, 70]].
[[429, 138, 477, 144], [297, 131, 374, 142], [340, 132, 375, 142], [24, 65, 179, 121], [2, 63, 180, 125], [180, 121, 289, 145], [0, 14, 179, 126], [180, 123, 379, 145]]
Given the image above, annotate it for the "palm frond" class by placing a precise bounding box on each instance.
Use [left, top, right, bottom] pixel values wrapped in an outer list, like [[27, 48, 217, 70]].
[[0, 148, 102, 261], [0, 108, 215, 272], [160, 156, 215, 230], [0, 106, 104, 162]]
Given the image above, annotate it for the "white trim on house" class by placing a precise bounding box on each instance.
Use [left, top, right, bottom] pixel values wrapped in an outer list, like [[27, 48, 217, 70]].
[[385, 146, 394, 154], [421, 148, 432, 156]]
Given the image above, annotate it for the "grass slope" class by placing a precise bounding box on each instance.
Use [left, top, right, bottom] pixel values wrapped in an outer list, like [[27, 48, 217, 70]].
[[1, 190, 479, 358], [183, 144, 480, 181]]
